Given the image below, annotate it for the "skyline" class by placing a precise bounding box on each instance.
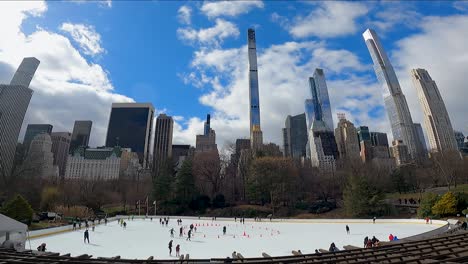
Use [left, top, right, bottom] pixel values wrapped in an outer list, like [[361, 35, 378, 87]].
[[0, 1, 467, 149]]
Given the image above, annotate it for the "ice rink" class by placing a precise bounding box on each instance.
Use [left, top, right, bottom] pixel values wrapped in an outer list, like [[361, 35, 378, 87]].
[[29, 217, 443, 259]]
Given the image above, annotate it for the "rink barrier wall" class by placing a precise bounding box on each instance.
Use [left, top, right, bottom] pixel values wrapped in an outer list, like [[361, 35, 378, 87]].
[[28, 217, 120, 239], [28, 215, 447, 241]]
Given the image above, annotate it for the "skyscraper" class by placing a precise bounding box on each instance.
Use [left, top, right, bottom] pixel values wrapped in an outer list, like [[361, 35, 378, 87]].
[[196, 114, 218, 153], [153, 114, 173, 174], [105, 103, 154, 168], [335, 114, 360, 161], [70, 120, 92, 154], [282, 113, 308, 158], [390, 140, 411, 166], [413, 123, 427, 157], [411, 68, 458, 153], [24, 133, 57, 179], [454, 131, 465, 150], [51, 132, 71, 177], [23, 124, 53, 154], [370, 132, 389, 147], [0, 57, 40, 176], [248, 28, 263, 150], [363, 29, 420, 160], [204, 114, 211, 136], [357, 126, 371, 144], [306, 69, 339, 172]]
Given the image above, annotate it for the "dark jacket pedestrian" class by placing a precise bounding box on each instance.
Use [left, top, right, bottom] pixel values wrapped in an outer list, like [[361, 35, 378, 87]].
[[84, 229, 89, 243], [346, 225, 350, 234], [168, 240, 173, 255]]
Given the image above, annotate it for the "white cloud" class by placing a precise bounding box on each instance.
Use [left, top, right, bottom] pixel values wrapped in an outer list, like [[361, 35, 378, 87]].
[[178, 40, 388, 147], [287, 1, 369, 38], [368, 3, 421, 33], [177, 18, 239, 47], [0, 1, 134, 147], [178, 5, 192, 25], [200, 1, 264, 18], [60, 23, 105, 56], [392, 15, 468, 136], [453, 1, 468, 11], [70, 0, 112, 8]]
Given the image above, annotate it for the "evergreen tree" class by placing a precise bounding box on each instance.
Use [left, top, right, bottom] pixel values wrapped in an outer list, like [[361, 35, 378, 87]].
[[343, 175, 385, 217], [1, 195, 34, 224], [152, 159, 173, 203], [174, 158, 195, 204], [417, 193, 440, 218]]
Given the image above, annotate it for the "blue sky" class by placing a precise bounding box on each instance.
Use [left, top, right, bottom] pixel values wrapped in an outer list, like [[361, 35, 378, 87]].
[[0, 1, 467, 149]]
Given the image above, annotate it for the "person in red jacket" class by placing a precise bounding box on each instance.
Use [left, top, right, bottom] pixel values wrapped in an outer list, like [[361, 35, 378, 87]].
[[389, 234, 394, 241]]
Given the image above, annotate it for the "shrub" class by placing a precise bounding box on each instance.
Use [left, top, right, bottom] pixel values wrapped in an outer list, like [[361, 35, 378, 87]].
[[432, 191, 458, 217], [417, 193, 439, 218], [1, 195, 34, 225]]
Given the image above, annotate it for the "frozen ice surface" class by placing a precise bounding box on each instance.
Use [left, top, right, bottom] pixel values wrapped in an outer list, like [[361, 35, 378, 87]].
[[29, 218, 441, 259]]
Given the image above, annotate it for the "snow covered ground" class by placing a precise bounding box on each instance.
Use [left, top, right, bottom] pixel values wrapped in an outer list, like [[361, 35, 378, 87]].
[[29, 217, 442, 259]]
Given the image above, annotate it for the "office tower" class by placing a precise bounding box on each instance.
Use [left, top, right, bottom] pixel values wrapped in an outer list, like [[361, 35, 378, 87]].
[[10, 57, 41, 87], [390, 140, 411, 166], [370, 132, 389, 147], [204, 114, 211, 136], [153, 113, 173, 174], [306, 69, 338, 172], [454, 131, 465, 150], [413, 123, 427, 157], [363, 29, 420, 160], [51, 132, 71, 177], [70, 120, 92, 154], [24, 134, 57, 178], [172, 145, 192, 172], [357, 126, 371, 143], [335, 114, 360, 161], [195, 115, 218, 153], [105, 103, 154, 167], [282, 113, 308, 158], [66, 146, 121, 181], [411, 69, 458, 153], [23, 124, 53, 153], [0, 57, 40, 176], [248, 28, 263, 150], [120, 148, 141, 178], [304, 99, 314, 129]]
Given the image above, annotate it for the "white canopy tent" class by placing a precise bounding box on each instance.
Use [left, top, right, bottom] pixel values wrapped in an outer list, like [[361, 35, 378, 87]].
[[0, 213, 28, 251]]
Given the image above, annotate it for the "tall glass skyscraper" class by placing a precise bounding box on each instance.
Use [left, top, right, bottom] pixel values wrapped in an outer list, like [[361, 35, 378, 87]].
[[248, 28, 263, 150], [0, 57, 40, 176], [105, 103, 154, 168], [282, 113, 308, 158], [70, 120, 92, 154], [363, 29, 421, 160], [411, 68, 458, 153], [305, 69, 338, 172]]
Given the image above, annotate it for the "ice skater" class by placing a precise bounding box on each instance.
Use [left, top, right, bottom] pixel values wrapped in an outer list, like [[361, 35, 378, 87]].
[[373, 216, 376, 224], [179, 227, 183, 237], [72, 221, 76, 230], [123, 221, 127, 229], [84, 229, 90, 243], [346, 225, 350, 234], [223, 226, 226, 235], [168, 240, 173, 255], [176, 244, 180, 257], [170, 228, 175, 237], [186, 229, 192, 241]]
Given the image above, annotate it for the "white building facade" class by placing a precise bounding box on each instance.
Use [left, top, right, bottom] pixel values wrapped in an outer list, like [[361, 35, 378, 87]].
[[65, 147, 121, 181]]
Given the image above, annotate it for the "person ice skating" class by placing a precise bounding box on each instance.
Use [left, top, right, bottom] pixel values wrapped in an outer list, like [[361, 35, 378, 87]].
[[78, 221, 82, 229], [187, 229, 192, 241], [329, 242, 338, 252], [84, 229, 90, 243], [168, 240, 173, 255], [223, 226, 226, 235], [123, 221, 127, 229], [92, 225, 95, 232], [73, 221, 76, 230], [176, 244, 180, 257], [179, 227, 183, 237], [170, 228, 175, 237], [346, 225, 350, 234], [373, 217, 376, 224], [37, 243, 46, 252]]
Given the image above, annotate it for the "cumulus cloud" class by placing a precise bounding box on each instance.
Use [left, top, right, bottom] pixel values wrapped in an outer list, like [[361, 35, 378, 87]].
[[453, 1, 468, 11], [178, 39, 388, 147], [392, 15, 468, 136], [177, 18, 239, 47], [200, 1, 264, 18], [0, 1, 134, 147], [286, 1, 369, 38], [178, 5, 192, 25], [60, 23, 105, 56]]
